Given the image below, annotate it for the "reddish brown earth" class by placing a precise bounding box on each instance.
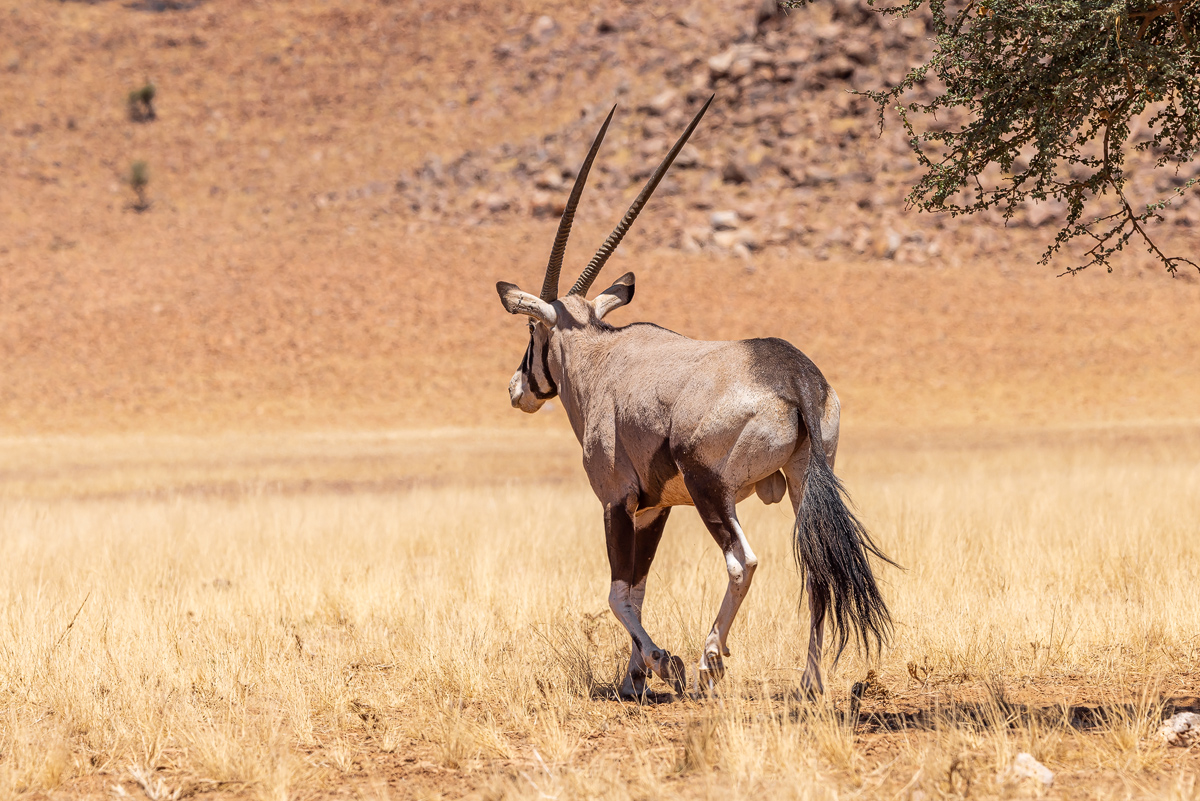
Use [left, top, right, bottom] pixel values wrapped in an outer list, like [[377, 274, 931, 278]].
[[1, 0, 1197, 436]]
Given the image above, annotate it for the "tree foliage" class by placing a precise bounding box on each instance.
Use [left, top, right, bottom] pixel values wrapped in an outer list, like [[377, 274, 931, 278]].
[[783, 0, 1200, 274]]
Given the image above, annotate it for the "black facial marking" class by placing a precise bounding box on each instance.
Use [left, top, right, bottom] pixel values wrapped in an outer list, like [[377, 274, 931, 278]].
[[519, 339, 532, 374], [517, 329, 556, 401], [530, 336, 558, 399]]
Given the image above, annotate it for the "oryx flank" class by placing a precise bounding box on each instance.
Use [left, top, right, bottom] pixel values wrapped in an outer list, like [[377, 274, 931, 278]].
[[495, 96, 896, 699]]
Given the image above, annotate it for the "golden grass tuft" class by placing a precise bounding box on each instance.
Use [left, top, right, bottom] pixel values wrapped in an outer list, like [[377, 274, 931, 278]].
[[1, 425, 1198, 799]]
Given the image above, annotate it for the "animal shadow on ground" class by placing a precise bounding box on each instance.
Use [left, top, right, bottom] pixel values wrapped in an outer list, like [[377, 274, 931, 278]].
[[58, 0, 206, 8], [846, 691, 1200, 735], [593, 687, 681, 705], [590, 674, 1200, 726], [125, 0, 205, 10]]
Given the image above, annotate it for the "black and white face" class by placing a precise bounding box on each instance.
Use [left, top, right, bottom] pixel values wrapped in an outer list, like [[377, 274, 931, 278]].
[[509, 320, 556, 413]]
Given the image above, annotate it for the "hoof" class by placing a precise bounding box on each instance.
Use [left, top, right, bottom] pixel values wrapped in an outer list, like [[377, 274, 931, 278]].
[[697, 654, 725, 693], [796, 681, 824, 705], [618, 687, 675, 704], [618, 686, 647, 702], [660, 654, 687, 696], [799, 670, 825, 702], [619, 677, 649, 701]]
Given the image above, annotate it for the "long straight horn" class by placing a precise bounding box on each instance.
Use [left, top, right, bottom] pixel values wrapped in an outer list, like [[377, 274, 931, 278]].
[[538, 105, 617, 302], [569, 94, 714, 297]]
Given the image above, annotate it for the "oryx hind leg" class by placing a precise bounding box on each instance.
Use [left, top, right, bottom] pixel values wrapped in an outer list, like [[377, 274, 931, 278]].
[[605, 503, 685, 697], [688, 486, 758, 693]]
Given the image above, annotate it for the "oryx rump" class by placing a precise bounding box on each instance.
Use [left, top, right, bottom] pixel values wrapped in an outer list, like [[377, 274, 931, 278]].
[[495, 97, 895, 698]]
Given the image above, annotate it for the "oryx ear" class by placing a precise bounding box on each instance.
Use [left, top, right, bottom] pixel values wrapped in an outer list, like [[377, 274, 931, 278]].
[[496, 282, 558, 327], [593, 272, 635, 320]]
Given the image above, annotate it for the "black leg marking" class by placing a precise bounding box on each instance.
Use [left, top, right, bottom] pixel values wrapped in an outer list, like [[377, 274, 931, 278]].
[[605, 503, 636, 583], [632, 507, 671, 586]]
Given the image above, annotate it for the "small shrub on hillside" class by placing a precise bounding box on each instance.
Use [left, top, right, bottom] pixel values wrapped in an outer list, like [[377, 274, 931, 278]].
[[127, 160, 151, 212], [127, 82, 156, 122]]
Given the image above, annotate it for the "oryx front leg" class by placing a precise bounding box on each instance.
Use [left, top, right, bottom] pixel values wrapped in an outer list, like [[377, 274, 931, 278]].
[[694, 499, 758, 692], [605, 504, 685, 696], [616, 508, 671, 698]]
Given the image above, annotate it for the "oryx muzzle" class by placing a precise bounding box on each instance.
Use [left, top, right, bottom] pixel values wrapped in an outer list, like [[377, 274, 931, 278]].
[[495, 96, 896, 700]]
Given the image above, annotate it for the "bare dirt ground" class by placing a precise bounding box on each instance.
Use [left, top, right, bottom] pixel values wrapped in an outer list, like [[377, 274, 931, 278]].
[[2, 1, 1199, 799]]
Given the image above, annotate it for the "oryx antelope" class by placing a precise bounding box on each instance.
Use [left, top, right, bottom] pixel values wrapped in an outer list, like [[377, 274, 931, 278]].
[[495, 97, 895, 698]]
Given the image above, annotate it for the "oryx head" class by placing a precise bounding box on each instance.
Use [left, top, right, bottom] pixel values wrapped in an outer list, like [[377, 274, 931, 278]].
[[496, 96, 713, 413]]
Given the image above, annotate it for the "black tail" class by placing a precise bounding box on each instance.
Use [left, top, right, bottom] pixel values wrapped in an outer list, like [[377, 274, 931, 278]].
[[794, 399, 897, 663]]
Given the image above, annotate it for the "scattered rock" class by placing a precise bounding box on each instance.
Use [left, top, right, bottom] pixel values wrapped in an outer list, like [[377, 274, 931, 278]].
[[383, 3, 1178, 263], [814, 23, 845, 42], [755, 0, 783, 31], [707, 48, 738, 78], [722, 149, 772, 186], [729, 56, 753, 81], [722, 159, 754, 185], [804, 167, 836, 186], [483, 193, 510, 213], [534, 168, 564, 190], [674, 144, 702, 169], [642, 89, 678, 116], [530, 191, 564, 218], [876, 229, 902, 259], [1161, 712, 1200, 747], [851, 226, 872, 253], [680, 226, 710, 251], [710, 210, 740, 230], [782, 46, 812, 67], [1007, 753, 1054, 787], [529, 15, 559, 42], [749, 47, 775, 67], [638, 136, 667, 159], [708, 45, 764, 81], [1024, 198, 1067, 228], [816, 55, 856, 80], [713, 229, 757, 250], [842, 38, 874, 65]]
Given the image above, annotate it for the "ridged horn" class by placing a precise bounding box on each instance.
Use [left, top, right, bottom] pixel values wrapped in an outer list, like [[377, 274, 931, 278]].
[[569, 94, 714, 297], [538, 105, 617, 302]]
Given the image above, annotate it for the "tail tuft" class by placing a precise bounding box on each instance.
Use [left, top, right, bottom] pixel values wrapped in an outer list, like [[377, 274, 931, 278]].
[[793, 447, 897, 662]]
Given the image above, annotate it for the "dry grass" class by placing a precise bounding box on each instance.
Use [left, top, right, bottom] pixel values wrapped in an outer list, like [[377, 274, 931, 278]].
[[2, 425, 1198, 800]]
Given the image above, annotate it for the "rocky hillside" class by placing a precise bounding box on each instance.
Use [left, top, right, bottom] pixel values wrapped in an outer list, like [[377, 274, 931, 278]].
[[391, 0, 1200, 269]]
